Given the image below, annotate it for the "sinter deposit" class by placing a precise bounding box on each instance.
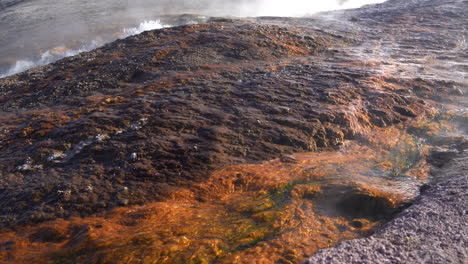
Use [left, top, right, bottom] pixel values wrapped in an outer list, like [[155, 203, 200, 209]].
[[0, 0, 466, 263]]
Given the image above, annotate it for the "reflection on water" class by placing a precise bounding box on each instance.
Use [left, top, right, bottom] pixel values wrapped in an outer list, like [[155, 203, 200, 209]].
[[0, 19, 172, 78], [0, 127, 429, 263], [0, 0, 257, 76]]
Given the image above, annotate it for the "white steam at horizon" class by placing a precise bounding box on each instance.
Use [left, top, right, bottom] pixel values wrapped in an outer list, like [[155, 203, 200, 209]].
[[255, 0, 386, 16], [0, 20, 170, 78], [0, 0, 388, 78]]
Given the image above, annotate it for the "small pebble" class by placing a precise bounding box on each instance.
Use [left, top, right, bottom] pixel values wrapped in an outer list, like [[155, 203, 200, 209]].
[[280, 155, 299, 164], [119, 199, 129, 205]]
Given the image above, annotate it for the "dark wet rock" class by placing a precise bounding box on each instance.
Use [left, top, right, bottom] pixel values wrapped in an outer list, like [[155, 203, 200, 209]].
[[428, 135, 467, 148], [280, 155, 299, 164], [118, 199, 129, 206], [419, 183, 430, 194], [427, 147, 459, 168], [0, 240, 15, 259], [315, 184, 404, 223], [393, 106, 417, 118], [336, 192, 398, 220], [0, 240, 14, 250], [0, 0, 466, 227], [304, 168, 468, 264], [350, 219, 365, 229], [29, 227, 67, 243]]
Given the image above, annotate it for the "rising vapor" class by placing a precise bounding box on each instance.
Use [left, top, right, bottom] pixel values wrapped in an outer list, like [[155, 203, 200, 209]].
[[0, 0, 387, 77]]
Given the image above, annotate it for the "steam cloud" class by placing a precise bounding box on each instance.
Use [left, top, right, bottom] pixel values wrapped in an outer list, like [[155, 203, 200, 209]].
[[0, 0, 386, 78], [254, 0, 386, 16], [124, 0, 386, 17]]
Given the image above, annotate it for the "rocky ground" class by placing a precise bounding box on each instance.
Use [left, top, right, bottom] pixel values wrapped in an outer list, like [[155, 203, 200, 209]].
[[304, 146, 468, 264], [0, 0, 464, 227], [0, 0, 466, 263]]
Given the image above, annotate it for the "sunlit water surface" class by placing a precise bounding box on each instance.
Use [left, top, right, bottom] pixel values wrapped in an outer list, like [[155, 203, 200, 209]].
[[0, 0, 386, 78]]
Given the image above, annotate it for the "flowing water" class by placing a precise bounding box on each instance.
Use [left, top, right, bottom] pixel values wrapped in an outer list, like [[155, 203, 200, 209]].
[[1, 0, 465, 263], [0, 127, 433, 263], [0, 0, 386, 78]]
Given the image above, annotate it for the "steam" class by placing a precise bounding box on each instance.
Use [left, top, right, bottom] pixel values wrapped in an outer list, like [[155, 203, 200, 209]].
[[0, 0, 387, 78], [0, 20, 169, 78], [255, 0, 386, 16], [122, 0, 387, 17]]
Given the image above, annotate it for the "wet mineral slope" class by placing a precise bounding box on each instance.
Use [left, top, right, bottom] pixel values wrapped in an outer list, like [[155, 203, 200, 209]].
[[0, 0, 466, 260], [303, 1, 468, 262], [304, 156, 468, 263]]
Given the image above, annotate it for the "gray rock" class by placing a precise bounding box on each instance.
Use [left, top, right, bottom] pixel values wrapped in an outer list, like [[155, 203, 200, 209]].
[[303, 157, 468, 264]]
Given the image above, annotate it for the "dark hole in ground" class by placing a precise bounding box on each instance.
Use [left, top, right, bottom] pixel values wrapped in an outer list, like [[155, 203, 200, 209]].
[[336, 192, 397, 220], [315, 185, 409, 223]]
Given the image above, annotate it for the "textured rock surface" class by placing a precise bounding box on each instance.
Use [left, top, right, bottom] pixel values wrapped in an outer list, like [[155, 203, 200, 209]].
[[0, 0, 466, 263], [0, 0, 466, 237], [304, 154, 468, 264]]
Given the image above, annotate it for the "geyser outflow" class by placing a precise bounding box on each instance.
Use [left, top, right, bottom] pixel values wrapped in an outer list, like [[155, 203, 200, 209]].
[[0, 20, 170, 78], [0, 0, 386, 78]]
